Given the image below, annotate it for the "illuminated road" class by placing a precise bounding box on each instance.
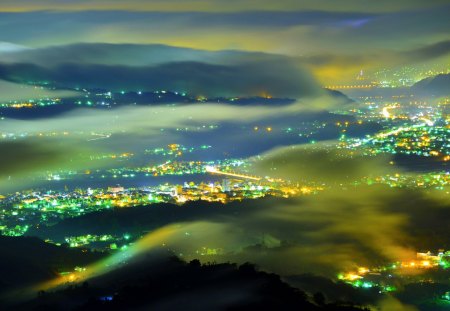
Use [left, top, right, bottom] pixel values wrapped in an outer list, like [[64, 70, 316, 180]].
[[347, 123, 429, 148], [205, 166, 262, 181]]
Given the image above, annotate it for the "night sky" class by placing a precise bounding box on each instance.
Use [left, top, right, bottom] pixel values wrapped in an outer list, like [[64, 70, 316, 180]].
[[0, 0, 448, 84]]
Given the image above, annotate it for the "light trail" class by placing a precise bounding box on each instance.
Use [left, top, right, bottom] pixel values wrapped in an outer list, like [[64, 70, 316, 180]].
[[87, 133, 111, 141], [205, 166, 261, 181]]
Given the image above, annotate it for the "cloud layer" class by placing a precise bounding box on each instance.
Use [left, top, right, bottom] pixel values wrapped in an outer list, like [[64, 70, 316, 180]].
[[0, 79, 79, 102], [0, 44, 323, 98]]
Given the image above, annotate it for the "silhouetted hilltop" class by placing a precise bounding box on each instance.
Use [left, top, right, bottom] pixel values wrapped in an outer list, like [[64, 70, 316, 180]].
[[412, 73, 450, 96], [16, 254, 369, 311]]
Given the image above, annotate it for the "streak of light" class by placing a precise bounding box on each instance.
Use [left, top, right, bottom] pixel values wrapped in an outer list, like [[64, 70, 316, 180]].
[[205, 166, 261, 181]]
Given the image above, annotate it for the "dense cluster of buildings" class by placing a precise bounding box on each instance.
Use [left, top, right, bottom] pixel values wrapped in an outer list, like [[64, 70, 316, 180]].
[[0, 174, 314, 237]]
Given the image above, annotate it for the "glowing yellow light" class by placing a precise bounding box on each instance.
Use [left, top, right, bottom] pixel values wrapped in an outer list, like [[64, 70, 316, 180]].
[[300, 187, 311, 194], [382, 107, 391, 118], [421, 260, 430, 267], [358, 267, 369, 274], [343, 273, 362, 281]]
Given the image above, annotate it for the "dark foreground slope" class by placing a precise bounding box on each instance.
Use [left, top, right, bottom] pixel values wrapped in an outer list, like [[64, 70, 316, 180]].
[[0, 236, 105, 295], [15, 254, 369, 311]]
